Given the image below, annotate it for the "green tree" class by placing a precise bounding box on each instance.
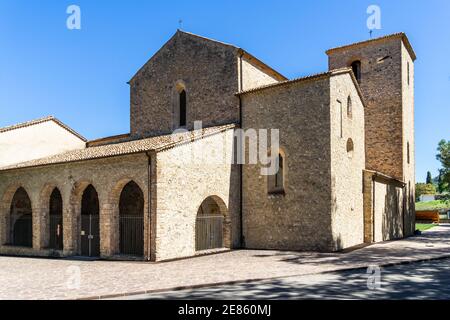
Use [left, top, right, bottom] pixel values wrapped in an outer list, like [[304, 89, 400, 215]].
[[436, 140, 450, 194], [415, 183, 437, 201], [426, 171, 433, 184]]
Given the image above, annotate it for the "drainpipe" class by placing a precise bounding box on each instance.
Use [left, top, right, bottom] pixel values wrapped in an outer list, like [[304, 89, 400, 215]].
[[372, 175, 376, 243], [402, 184, 407, 237], [238, 51, 244, 248], [146, 152, 152, 261]]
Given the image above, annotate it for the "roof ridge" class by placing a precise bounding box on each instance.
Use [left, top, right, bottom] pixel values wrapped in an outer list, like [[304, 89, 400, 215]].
[[130, 30, 286, 83], [0, 116, 54, 133], [0, 116, 87, 142], [237, 70, 333, 95], [326, 32, 416, 61], [179, 30, 286, 81], [177, 30, 239, 49], [236, 67, 367, 109]]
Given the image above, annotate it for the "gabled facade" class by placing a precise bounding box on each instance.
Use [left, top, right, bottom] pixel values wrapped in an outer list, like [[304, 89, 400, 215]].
[[129, 30, 285, 138], [0, 117, 86, 168], [0, 31, 416, 261]]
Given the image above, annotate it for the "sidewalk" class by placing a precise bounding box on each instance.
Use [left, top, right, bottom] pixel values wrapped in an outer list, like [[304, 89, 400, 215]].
[[1, 225, 449, 300]]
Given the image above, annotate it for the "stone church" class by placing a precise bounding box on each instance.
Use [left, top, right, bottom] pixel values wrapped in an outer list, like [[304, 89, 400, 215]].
[[0, 31, 416, 261]]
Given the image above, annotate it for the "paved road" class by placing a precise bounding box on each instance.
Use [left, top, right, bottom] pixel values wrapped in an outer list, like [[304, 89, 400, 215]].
[[121, 258, 450, 300], [1, 225, 450, 299]]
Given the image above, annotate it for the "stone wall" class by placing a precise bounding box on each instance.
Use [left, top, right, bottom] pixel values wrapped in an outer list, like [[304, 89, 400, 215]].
[[329, 73, 366, 250], [240, 55, 280, 91], [363, 170, 405, 243], [327, 35, 416, 238], [154, 129, 240, 261], [241, 76, 334, 251], [129, 31, 241, 138], [0, 120, 86, 168], [401, 41, 416, 236], [328, 37, 405, 181], [0, 154, 149, 259]]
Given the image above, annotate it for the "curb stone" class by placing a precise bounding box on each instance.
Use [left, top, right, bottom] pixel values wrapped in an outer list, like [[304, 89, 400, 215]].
[[82, 253, 450, 300]]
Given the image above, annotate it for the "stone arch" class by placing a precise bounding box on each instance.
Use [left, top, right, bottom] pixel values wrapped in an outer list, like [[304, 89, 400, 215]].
[[9, 187, 33, 247], [0, 184, 24, 245], [80, 184, 100, 257], [69, 180, 96, 254], [195, 195, 231, 251], [39, 183, 62, 249], [119, 181, 145, 256], [109, 178, 148, 257]]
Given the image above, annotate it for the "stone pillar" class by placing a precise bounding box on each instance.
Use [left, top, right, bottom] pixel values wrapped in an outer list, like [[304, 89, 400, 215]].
[[363, 170, 374, 244], [100, 203, 113, 258], [37, 205, 50, 249], [32, 205, 44, 250], [0, 201, 9, 246], [63, 205, 77, 255]]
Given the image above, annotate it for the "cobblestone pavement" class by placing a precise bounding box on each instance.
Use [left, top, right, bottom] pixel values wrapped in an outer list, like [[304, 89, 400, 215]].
[[1, 225, 449, 300]]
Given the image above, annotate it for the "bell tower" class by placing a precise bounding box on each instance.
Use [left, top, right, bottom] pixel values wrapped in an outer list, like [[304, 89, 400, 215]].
[[326, 33, 416, 235]]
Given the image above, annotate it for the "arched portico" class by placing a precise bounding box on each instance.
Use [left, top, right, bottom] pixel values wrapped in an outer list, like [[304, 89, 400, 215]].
[[195, 195, 231, 251], [9, 187, 33, 247], [119, 181, 144, 256], [80, 184, 100, 257], [108, 178, 148, 259]]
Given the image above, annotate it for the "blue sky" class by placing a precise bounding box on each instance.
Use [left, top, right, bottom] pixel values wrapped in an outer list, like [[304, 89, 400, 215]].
[[0, 0, 448, 182]]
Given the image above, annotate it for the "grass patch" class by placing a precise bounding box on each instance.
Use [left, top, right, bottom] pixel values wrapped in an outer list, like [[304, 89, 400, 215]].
[[416, 223, 437, 232], [415, 200, 450, 212]]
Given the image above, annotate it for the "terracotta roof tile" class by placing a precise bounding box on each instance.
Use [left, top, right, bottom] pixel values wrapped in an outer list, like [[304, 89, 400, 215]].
[[0, 124, 235, 172]]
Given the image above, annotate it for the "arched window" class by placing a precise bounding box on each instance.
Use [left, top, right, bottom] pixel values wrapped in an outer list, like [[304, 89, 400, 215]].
[[49, 188, 63, 250], [351, 61, 361, 83], [347, 138, 354, 158], [179, 89, 187, 127], [268, 152, 285, 194], [10, 187, 32, 247], [347, 96, 352, 119]]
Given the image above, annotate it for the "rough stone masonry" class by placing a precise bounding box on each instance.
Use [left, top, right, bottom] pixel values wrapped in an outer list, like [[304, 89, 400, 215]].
[[0, 31, 416, 261]]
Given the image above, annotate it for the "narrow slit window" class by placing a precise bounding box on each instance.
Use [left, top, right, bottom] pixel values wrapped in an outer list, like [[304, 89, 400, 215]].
[[351, 61, 361, 83], [338, 100, 343, 138], [347, 96, 352, 119], [275, 154, 284, 189], [407, 142, 410, 164], [179, 89, 187, 127], [407, 62, 410, 86], [268, 152, 285, 195]]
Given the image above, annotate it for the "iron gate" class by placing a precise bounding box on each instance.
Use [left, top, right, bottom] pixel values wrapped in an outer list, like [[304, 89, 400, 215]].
[[120, 215, 144, 256], [81, 214, 100, 257], [49, 215, 63, 250], [196, 214, 224, 251], [12, 214, 32, 247]]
